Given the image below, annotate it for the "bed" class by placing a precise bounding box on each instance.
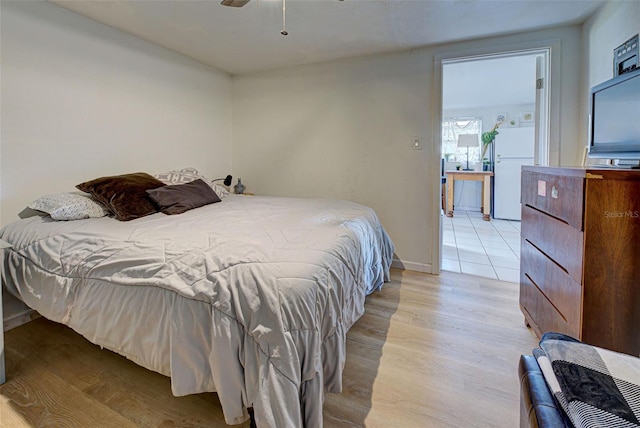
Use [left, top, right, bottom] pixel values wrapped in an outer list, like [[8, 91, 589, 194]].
[[0, 170, 395, 427], [519, 333, 640, 428]]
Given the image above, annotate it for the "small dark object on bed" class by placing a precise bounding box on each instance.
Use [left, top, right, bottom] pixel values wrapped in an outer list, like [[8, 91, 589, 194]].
[[213, 175, 233, 186]]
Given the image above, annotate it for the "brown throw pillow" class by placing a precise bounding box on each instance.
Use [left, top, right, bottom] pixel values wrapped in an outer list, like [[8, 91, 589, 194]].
[[146, 179, 221, 215], [76, 172, 166, 221]]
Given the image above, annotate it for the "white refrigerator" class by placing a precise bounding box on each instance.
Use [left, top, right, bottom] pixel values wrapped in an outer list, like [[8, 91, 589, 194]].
[[492, 127, 535, 221]]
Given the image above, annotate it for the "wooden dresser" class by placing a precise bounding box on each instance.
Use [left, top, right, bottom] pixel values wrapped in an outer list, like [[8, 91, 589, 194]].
[[520, 166, 640, 356]]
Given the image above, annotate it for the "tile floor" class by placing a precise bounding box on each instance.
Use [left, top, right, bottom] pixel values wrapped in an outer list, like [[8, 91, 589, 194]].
[[442, 209, 521, 283]]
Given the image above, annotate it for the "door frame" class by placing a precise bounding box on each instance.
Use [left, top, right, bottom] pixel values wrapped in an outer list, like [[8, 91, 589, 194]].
[[432, 41, 557, 274]]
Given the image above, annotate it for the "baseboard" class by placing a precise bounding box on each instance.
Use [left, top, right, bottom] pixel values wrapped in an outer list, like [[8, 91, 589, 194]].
[[3, 308, 40, 332], [454, 205, 482, 212], [3, 292, 40, 331], [391, 258, 432, 273]]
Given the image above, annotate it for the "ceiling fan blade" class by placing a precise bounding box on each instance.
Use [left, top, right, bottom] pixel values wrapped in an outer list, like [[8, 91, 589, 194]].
[[220, 0, 251, 7]]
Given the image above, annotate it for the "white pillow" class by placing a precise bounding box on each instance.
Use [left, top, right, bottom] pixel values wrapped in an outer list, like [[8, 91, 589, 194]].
[[211, 183, 230, 198], [154, 167, 229, 199], [29, 192, 109, 220]]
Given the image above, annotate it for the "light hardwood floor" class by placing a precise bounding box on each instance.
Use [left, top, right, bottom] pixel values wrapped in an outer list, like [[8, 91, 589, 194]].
[[0, 269, 538, 427]]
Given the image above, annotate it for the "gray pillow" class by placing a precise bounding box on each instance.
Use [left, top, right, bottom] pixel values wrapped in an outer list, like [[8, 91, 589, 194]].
[[146, 179, 221, 215]]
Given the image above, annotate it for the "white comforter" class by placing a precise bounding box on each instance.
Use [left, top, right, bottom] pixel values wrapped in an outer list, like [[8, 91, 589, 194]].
[[0, 195, 394, 427]]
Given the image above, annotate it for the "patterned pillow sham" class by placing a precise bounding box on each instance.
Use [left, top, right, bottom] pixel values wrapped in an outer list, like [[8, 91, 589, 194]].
[[154, 167, 229, 199], [28, 192, 109, 220]]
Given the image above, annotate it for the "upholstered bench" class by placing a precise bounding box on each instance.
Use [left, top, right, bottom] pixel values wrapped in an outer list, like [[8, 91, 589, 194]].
[[519, 333, 640, 428]]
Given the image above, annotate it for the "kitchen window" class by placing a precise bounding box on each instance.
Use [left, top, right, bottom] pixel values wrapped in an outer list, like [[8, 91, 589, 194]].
[[442, 117, 482, 164]]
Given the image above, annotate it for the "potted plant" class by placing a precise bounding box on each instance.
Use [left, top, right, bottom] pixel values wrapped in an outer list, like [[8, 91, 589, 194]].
[[482, 157, 491, 171], [481, 122, 502, 160]]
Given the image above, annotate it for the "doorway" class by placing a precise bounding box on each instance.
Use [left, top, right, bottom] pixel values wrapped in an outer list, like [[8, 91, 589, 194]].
[[438, 50, 550, 281]]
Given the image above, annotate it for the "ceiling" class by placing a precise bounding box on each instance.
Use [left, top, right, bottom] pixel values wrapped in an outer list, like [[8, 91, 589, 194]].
[[49, 0, 605, 75]]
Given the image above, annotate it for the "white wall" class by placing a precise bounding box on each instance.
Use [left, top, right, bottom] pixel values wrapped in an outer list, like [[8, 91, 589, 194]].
[[584, 1, 640, 87], [233, 26, 584, 272], [233, 52, 432, 271], [0, 1, 233, 225], [580, 1, 640, 147]]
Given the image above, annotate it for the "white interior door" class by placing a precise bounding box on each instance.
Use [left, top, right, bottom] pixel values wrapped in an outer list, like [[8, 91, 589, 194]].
[[534, 51, 550, 166]]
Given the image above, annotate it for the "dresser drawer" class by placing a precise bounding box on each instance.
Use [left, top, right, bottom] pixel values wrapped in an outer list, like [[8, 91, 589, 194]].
[[520, 240, 582, 330], [521, 205, 584, 283], [521, 170, 584, 230], [520, 271, 581, 340]]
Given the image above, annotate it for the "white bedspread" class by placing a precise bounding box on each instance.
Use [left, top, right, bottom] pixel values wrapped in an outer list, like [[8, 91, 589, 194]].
[[0, 195, 394, 427]]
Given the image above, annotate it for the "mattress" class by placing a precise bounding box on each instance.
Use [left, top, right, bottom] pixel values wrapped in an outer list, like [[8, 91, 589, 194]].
[[0, 195, 394, 427]]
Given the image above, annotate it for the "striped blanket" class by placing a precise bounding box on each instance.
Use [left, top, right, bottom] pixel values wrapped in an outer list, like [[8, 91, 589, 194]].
[[534, 332, 640, 428]]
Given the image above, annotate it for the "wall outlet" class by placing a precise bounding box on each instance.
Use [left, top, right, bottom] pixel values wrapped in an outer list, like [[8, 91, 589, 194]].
[[412, 137, 422, 150]]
